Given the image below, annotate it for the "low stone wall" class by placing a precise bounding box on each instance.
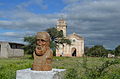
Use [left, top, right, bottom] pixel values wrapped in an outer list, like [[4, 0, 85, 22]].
[[8, 49, 24, 57]]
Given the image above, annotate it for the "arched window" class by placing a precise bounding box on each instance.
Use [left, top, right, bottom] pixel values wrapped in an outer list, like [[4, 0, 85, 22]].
[[73, 39, 75, 42]]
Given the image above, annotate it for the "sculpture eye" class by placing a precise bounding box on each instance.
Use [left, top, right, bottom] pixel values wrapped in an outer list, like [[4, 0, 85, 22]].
[[36, 39, 46, 42], [41, 39, 46, 42]]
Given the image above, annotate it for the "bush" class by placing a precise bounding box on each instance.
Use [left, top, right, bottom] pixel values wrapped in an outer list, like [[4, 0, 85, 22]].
[[81, 58, 119, 79], [65, 68, 79, 79], [86, 45, 108, 57], [115, 45, 120, 56]]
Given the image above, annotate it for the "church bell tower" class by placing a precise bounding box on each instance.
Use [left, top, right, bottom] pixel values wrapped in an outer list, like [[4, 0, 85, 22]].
[[56, 19, 67, 37]]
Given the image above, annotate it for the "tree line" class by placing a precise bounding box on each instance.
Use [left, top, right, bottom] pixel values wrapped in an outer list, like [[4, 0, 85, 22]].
[[85, 45, 120, 57]]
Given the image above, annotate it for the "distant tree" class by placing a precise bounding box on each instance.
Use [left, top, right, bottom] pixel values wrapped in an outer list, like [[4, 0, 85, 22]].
[[115, 45, 120, 56], [84, 46, 90, 55], [86, 45, 108, 57], [107, 50, 115, 55]]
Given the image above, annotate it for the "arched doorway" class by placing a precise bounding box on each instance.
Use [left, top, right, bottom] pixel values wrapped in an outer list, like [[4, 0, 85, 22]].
[[71, 48, 77, 56]]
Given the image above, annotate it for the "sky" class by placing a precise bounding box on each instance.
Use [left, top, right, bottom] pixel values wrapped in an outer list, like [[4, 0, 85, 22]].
[[0, 0, 120, 49]]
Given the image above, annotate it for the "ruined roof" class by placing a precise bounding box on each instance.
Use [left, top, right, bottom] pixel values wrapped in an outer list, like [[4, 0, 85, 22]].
[[0, 41, 24, 45]]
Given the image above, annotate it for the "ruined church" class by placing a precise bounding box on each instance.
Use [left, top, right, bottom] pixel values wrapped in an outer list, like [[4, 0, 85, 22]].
[[56, 19, 84, 57]]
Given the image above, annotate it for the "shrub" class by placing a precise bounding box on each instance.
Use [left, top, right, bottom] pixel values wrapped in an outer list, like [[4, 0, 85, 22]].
[[65, 68, 79, 79]]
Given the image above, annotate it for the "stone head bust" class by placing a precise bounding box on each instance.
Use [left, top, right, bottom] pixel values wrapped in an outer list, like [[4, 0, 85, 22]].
[[32, 32, 53, 71], [35, 32, 51, 56]]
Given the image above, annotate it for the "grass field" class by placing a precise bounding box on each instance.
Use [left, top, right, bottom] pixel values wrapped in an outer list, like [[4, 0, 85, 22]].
[[0, 55, 120, 79]]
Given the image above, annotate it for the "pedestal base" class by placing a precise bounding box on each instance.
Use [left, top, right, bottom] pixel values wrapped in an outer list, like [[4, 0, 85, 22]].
[[16, 68, 66, 79]]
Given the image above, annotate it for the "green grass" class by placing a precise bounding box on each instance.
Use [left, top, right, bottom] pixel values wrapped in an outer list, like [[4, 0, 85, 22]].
[[0, 55, 120, 79], [0, 55, 33, 79]]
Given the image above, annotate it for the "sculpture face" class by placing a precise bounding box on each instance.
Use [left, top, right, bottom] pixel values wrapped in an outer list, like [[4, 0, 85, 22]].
[[32, 32, 53, 71], [35, 32, 50, 56], [35, 39, 48, 56]]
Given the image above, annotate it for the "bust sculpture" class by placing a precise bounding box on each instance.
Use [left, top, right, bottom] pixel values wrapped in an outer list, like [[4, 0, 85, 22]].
[[32, 32, 53, 71]]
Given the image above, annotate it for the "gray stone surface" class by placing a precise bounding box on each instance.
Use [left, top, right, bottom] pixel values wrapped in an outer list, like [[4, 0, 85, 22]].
[[16, 68, 66, 79]]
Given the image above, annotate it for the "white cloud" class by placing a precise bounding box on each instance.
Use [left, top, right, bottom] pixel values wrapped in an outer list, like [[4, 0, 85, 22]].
[[2, 32, 19, 37], [0, 20, 13, 25]]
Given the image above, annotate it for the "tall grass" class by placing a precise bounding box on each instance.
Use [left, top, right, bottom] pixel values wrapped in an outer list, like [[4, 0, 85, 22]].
[[63, 57, 120, 79]]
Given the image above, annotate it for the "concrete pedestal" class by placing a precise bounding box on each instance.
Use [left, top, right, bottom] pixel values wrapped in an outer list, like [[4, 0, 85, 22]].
[[16, 68, 66, 79]]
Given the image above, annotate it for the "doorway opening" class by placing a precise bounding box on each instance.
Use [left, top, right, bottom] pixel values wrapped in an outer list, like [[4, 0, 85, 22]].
[[72, 48, 76, 56]]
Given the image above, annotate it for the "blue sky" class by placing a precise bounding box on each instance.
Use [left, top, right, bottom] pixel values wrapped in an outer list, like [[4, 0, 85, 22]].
[[0, 0, 120, 49], [0, 0, 66, 14]]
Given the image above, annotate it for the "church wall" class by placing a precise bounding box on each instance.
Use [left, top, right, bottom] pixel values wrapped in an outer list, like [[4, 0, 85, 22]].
[[56, 40, 84, 57], [56, 44, 63, 56], [81, 41, 84, 55], [64, 44, 72, 56]]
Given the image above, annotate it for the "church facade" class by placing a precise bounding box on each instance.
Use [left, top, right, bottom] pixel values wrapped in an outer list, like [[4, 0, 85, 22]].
[[56, 19, 84, 57]]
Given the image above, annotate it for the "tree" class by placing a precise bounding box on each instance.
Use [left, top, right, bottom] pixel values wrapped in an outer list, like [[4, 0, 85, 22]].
[[46, 27, 71, 44], [46, 27, 71, 55], [23, 36, 36, 54], [107, 50, 115, 55], [84, 46, 90, 55], [46, 27, 63, 41], [86, 45, 108, 57], [115, 45, 120, 56]]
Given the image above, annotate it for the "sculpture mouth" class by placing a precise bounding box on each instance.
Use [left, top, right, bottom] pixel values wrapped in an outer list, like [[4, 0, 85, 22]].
[[35, 45, 47, 56]]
